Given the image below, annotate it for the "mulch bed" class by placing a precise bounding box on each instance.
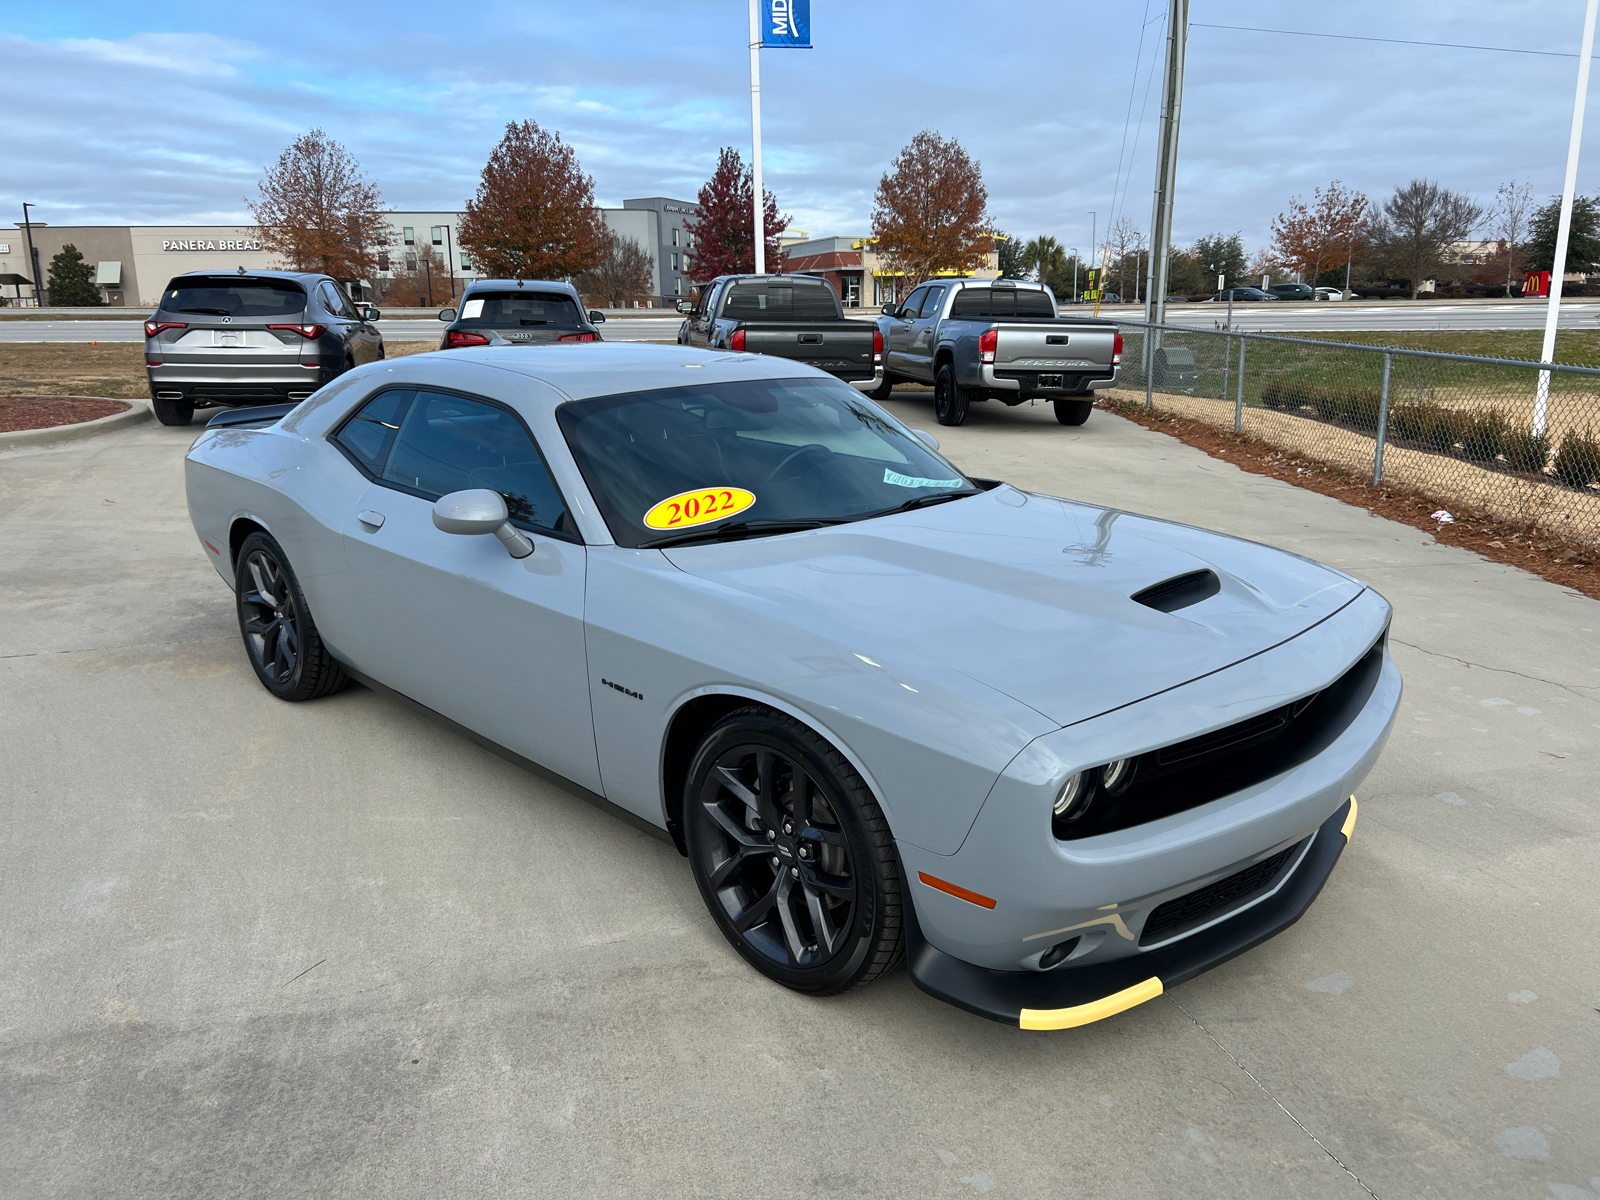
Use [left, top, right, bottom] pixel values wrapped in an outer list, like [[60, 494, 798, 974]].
[[1098, 396, 1600, 602], [0, 395, 130, 433]]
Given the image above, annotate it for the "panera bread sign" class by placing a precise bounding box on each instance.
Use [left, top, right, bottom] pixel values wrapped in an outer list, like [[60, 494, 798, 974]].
[[163, 238, 264, 251]]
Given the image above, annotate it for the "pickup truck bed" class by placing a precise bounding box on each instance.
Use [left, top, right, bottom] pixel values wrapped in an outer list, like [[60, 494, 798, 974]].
[[679, 275, 881, 390]]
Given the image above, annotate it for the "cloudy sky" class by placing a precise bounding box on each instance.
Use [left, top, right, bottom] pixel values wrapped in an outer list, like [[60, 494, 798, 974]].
[[2, 1, 1596, 255]]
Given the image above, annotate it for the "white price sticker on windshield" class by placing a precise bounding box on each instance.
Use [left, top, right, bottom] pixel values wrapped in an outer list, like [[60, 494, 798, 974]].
[[884, 468, 963, 489]]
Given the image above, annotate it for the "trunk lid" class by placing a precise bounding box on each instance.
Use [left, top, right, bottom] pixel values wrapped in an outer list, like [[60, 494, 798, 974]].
[[993, 323, 1116, 372]]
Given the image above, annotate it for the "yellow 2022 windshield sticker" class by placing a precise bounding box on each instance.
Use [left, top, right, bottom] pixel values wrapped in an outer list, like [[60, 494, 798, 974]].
[[644, 487, 756, 530]]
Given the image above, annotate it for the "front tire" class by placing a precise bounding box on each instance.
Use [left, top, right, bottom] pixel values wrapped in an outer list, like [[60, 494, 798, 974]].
[[934, 364, 970, 426], [684, 706, 903, 995], [1054, 398, 1093, 426], [234, 532, 350, 702], [152, 397, 194, 426]]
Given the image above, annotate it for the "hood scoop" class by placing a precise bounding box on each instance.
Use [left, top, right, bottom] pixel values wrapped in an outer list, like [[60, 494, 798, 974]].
[[1131, 569, 1221, 613]]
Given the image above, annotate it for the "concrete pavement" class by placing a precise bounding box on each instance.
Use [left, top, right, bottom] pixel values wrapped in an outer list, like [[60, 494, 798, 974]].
[[1, 395, 1595, 1198]]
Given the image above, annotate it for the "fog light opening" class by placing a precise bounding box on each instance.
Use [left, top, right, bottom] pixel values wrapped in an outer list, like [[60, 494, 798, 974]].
[[1038, 936, 1082, 970]]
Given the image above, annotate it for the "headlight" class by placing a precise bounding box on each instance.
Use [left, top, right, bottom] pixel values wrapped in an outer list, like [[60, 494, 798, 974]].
[[1102, 758, 1135, 795], [1053, 771, 1092, 821]]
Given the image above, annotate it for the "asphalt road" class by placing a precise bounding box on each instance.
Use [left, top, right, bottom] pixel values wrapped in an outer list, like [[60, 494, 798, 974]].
[[2, 398, 1595, 1198], [0, 316, 686, 344]]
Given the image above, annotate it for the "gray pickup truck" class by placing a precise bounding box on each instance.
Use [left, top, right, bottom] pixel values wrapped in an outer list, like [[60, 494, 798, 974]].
[[677, 274, 881, 391], [872, 279, 1121, 426]]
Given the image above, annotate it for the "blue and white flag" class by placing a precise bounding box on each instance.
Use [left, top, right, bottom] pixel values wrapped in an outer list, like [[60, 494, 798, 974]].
[[761, 0, 810, 48]]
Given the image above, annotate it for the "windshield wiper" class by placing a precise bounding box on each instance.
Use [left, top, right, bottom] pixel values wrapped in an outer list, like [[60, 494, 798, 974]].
[[177, 307, 235, 316], [640, 518, 845, 549], [845, 490, 980, 524]]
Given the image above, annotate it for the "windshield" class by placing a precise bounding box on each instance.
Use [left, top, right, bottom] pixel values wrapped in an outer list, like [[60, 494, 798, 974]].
[[459, 291, 582, 325], [159, 278, 306, 318], [556, 377, 977, 548]]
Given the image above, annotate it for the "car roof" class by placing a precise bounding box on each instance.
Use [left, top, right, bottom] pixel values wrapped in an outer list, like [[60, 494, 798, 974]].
[[166, 269, 326, 283], [462, 279, 580, 295], [420, 342, 830, 406]]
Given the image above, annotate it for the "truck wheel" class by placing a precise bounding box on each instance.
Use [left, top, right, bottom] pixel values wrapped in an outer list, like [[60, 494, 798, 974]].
[[866, 373, 894, 400], [1054, 399, 1093, 426], [153, 397, 195, 426], [934, 364, 969, 426]]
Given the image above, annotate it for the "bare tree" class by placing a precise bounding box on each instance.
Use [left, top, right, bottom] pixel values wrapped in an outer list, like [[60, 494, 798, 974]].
[[1489, 180, 1535, 297], [248, 129, 390, 280], [871, 130, 993, 287], [382, 245, 455, 308], [1269, 181, 1369, 295], [576, 231, 655, 307], [1246, 246, 1276, 286], [1106, 216, 1144, 300], [458, 120, 611, 280], [1373, 179, 1483, 299]]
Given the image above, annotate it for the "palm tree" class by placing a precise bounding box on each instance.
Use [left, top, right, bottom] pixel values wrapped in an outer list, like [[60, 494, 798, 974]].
[[1022, 235, 1066, 283]]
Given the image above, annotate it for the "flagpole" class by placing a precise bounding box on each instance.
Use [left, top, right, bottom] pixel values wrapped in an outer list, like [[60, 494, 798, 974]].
[[748, 0, 766, 276]]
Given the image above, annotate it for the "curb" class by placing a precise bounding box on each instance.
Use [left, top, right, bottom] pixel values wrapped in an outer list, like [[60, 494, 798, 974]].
[[0, 397, 152, 450]]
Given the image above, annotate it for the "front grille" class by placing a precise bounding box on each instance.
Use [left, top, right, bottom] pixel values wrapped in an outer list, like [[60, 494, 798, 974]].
[[1139, 841, 1302, 945]]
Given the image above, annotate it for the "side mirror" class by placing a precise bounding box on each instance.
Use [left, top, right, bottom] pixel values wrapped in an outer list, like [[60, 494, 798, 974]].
[[588, 309, 606, 323], [431, 489, 533, 559], [362, 307, 381, 322], [913, 429, 940, 451], [437, 308, 458, 322], [882, 304, 900, 318], [676, 300, 694, 314]]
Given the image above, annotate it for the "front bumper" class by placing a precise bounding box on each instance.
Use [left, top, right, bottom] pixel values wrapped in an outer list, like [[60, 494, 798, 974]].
[[907, 797, 1358, 1028]]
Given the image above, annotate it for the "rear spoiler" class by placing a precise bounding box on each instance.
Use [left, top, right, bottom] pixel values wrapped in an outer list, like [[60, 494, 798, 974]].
[[205, 403, 298, 429]]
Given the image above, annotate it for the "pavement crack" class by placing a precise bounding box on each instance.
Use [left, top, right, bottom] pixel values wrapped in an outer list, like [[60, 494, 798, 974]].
[[1167, 995, 1380, 1199], [1390, 637, 1599, 697]]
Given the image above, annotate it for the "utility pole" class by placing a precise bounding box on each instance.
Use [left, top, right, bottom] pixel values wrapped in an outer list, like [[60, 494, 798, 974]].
[[21, 202, 42, 307], [1536, 0, 1599, 436], [748, 0, 766, 276], [1143, 0, 1188, 330]]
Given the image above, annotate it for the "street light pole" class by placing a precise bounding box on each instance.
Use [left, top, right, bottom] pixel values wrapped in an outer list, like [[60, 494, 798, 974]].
[[21, 202, 42, 308], [748, 0, 766, 276], [444, 224, 457, 300], [1144, 0, 1189, 331]]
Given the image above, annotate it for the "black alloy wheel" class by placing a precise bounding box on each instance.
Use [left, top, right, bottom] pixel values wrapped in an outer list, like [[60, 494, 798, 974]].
[[234, 532, 349, 702], [685, 707, 903, 994], [934, 364, 969, 426], [152, 397, 195, 426], [1054, 398, 1093, 426]]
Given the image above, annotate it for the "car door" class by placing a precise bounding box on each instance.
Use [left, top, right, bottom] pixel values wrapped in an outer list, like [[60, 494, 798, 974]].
[[685, 281, 722, 347], [886, 285, 928, 376], [331, 386, 602, 793], [906, 284, 947, 380]]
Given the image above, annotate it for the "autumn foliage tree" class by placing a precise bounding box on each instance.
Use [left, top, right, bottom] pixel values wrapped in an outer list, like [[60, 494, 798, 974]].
[[576, 231, 655, 307], [1269, 180, 1369, 293], [684, 147, 788, 279], [871, 131, 993, 287], [248, 129, 389, 279], [457, 120, 611, 280]]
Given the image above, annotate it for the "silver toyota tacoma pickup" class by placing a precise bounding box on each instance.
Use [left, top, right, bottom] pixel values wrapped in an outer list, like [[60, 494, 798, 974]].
[[872, 279, 1120, 426]]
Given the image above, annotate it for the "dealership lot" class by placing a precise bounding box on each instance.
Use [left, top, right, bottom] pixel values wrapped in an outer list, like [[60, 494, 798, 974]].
[[2, 397, 1595, 1198]]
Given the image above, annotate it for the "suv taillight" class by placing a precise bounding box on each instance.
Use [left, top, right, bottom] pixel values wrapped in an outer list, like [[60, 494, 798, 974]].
[[978, 329, 998, 364], [268, 323, 327, 339], [557, 332, 597, 342], [872, 329, 883, 356], [145, 321, 186, 337], [1113, 330, 1123, 366], [445, 330, 491, 348], [730, 329, 747, 351]]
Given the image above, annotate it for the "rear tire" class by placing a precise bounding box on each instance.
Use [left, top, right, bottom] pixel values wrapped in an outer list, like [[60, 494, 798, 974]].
[[1054, 398, 1093, 426], [866, 372, 894, 401], [684, 706, 903, 995], [153, 397, 194, 426], [234, 532, 350, 702], [934, 364, 969, 426]]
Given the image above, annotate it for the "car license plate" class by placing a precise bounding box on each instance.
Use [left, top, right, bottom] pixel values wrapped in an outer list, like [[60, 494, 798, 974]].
[[213, 331, 241, 347], [1039, 373, 1064, 388]]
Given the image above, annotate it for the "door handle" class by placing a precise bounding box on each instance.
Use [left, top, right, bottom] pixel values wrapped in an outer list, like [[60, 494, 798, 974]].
[[357, 510, 386, 530]]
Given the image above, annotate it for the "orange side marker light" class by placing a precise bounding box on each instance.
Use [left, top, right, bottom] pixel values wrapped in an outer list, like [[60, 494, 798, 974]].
[[918, 871, 997, 909]]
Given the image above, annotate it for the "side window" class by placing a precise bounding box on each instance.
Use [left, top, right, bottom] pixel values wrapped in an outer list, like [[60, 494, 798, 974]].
[[382, 391, 573, 535], [899, 287, 928, 317], [333, 390, 414, 474], [321, 281, 356, 318], [919, 287, 946, 318]]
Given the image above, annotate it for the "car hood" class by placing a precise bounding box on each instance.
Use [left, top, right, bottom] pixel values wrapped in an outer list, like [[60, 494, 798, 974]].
[[661, 487, 1364, 728]]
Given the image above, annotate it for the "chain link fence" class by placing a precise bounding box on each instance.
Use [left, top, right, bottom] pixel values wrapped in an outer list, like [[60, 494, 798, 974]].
[[1107, 321, 1600, 551]]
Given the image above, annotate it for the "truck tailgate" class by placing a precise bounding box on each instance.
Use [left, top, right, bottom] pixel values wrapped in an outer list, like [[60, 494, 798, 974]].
[[739, 322, 877, 380], [993, 324, 1116, 373]]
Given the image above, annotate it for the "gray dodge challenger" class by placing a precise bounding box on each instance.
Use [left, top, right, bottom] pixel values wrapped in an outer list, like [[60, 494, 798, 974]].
[[185, 342, 1400, 1030]]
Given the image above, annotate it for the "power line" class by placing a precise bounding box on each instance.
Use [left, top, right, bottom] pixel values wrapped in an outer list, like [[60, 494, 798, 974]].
[[1191, 22, 1590, 59]]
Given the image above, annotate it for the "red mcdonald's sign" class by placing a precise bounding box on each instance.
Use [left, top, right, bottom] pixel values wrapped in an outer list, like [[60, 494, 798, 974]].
[[1525, 270, 1551, 298]]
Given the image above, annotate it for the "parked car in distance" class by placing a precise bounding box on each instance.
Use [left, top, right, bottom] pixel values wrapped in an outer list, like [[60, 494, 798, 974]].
[[874, 279, 1121, 427], [1268, 283, 1314, 301], [1315, 287, 1347, 301], [1100, 292, 1122, 304], [184, 342, 1399, 1030], [1209, 287, 1277, 302], [677, 274, 880, 391], [145, 270, 383, 426], [437, 279, 604, 350]]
